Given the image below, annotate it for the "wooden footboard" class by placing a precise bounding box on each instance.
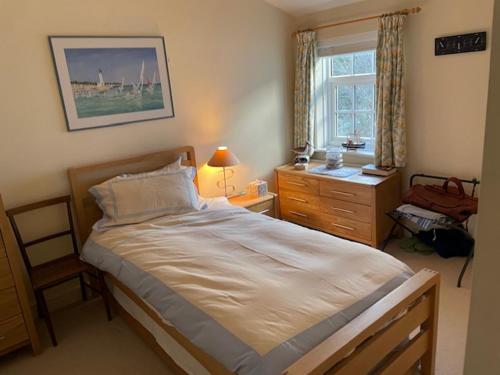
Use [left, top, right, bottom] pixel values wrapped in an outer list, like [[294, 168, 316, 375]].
[[106, 268, 439, 375], [283, 269, 440, 375]]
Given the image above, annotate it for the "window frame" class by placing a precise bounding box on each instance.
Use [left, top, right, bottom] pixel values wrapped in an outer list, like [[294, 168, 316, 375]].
[[328, 72, 376, 147], [314, 48, 377, 152]]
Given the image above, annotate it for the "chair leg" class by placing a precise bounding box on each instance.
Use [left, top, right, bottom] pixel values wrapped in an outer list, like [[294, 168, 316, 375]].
[[381, 221, 399, 251], [79, 274, 88, 301], [457, 248, 474, 288], [34, 292, 44, 319], [37, 290, 58, 346], [97, 270, 112, 321]]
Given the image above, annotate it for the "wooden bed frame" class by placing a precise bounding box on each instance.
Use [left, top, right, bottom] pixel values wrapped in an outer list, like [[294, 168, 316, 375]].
[[67, 145, 440, 375]]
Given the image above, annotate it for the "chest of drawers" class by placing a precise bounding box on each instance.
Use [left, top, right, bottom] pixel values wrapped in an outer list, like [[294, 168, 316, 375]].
[[0, 195, 40, 356], [276, 163, 401, 248]]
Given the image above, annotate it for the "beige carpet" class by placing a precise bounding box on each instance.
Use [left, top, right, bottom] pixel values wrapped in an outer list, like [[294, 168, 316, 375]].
[[386, 241, 472, 375], [0, 239, 472, 375]]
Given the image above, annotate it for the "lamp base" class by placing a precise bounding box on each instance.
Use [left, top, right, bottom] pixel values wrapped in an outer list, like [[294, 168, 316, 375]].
[[216, 167, 236, 197]]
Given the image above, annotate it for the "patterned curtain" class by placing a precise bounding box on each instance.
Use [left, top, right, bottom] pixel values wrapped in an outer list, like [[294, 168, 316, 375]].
[[294, 31, 317, 148], [375, 14, 407, 167]]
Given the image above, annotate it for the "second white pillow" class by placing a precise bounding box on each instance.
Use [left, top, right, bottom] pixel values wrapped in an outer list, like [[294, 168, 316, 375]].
[[90, 166, 200, 230]]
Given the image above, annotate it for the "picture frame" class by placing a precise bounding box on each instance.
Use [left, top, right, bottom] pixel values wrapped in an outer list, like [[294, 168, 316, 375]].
[[49, 36, 175, 131]]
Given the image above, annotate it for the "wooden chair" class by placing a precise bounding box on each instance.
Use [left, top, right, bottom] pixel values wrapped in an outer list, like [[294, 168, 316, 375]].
[[6, 195, 112, 346]]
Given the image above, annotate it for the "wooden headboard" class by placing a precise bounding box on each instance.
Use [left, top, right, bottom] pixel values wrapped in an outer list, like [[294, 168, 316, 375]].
[[68, 146, 198, 245]]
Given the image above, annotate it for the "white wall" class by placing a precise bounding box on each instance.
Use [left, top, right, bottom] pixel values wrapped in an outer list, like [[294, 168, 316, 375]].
[[0, 0, 293, 208], [464, 1, 500, 373], [297, 0, 493, 183], [0, 0, 293, 307]]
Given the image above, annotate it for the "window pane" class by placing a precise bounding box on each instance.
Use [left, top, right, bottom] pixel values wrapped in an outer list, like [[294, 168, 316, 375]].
[[354, 51, 374, 75], [355, 84, 374, 111], [355, 112, 374, 138], [337, 113, 353, 137], [337, 85, 354, 111], [332, 54, 353, 76]]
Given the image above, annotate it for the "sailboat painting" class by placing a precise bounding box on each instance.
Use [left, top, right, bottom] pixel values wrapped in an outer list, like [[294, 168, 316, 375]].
[[49, 37, 174, 131]]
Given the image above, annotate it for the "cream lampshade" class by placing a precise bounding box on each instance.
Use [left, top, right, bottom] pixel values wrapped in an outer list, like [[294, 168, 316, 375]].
[[207, 146, 240, 196]]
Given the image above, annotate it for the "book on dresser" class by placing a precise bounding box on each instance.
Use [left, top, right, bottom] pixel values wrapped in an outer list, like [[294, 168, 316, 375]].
[[361, 164, 397, 177], [0, 194, 40, 356], [275, 162, 402, 248]]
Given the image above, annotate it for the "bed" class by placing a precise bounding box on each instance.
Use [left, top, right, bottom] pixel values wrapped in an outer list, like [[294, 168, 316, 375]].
[[68, 146, 440, 375]]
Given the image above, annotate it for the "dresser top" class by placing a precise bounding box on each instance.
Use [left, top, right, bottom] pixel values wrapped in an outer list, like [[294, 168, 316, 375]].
[[276, 161, 398, 187]]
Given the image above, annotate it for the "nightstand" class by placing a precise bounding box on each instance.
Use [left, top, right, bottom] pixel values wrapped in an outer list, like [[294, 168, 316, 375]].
[[229, 193, 277, 218]]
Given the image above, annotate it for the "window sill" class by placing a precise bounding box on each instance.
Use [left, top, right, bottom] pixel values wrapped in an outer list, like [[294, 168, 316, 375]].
[[313, 149, 374, 168], [343, 151, 375, 167]]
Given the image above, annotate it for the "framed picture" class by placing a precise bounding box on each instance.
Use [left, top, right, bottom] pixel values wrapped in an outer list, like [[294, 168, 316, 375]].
[[49, 36, 175, 131]]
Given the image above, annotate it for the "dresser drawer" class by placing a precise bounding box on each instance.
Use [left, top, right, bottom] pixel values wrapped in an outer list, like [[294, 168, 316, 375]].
[[321, 214, 372, 242], [0, 257, 14, 290], [280, 189, 320, 210], [248, 200, 275, 217], [0, 288, 21, 322], [281, 202, 322, 228], [320, 197, 372, 223], [278, 174, 319, 195], [0, 315, 29, 354], [319, 180, 372, 206]]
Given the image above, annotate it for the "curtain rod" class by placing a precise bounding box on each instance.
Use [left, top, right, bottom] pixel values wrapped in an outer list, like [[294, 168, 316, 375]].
[[292, 6, 422, 37]]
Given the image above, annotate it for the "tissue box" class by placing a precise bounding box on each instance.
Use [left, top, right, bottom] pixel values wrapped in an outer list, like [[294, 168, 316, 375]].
[[247, 180, 268, 198]]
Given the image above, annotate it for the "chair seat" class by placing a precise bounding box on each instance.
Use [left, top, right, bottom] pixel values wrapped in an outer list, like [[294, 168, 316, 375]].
[[31, 254, 91, 291]]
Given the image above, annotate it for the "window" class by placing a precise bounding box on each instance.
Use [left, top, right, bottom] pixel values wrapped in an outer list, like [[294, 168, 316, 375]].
[[314, 50, 377, 152]]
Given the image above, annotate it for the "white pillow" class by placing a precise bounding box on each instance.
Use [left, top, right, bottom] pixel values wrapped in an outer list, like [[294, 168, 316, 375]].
[[90, 167, 200, 230], [121, 156, 188, 178]]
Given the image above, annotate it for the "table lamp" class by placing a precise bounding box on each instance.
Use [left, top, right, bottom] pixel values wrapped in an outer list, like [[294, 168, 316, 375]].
[[207, 146, 240, 196]]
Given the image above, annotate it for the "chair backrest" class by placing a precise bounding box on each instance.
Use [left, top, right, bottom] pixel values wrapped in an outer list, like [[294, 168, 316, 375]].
[[6, 195, 78, 275]]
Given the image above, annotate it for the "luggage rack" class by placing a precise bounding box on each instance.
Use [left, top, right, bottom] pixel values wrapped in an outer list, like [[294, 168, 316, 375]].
[[382, 173, 480, 288]]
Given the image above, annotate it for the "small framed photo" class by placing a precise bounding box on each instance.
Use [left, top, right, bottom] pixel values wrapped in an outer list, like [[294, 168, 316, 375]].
[[49, 36, 175, 131]]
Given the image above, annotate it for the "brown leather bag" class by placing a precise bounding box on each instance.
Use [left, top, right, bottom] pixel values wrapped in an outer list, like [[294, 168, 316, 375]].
[[402, 177, 478, 222]]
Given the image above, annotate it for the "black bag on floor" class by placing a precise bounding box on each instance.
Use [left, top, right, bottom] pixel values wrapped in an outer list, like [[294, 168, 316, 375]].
[[417, 226, 474, 258]]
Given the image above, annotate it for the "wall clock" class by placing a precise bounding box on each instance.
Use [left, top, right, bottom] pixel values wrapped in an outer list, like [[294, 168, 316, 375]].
[[435, 32, 487, 56]]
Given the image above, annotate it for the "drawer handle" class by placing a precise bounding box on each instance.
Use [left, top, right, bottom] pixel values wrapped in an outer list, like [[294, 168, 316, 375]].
[[258, 209, 271, 214], [288, 182, 307, 187], [332, 223, 355, 231], [288, 197, 307, 203], [289, 210, 308, 218], [332, 207, 355, 214], [331, 190, 355, 197]]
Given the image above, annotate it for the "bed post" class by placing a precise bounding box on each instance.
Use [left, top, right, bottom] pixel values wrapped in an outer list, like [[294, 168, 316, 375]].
[[282, 269, 440, 375], [421, 278, 440, 375]]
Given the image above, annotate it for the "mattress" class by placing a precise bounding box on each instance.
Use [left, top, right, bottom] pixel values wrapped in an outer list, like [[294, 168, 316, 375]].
[[108, 280, 210, 375], [82, 206, 413, 375]]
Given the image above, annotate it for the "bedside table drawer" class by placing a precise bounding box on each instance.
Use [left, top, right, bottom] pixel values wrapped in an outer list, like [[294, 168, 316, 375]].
[[280, 190, 320, 210], [320, 197, 372, 223], [247, 200, 275, 217], [278, 174, 319, 195], [319, 180, 372, 206], [0, 288, 21, 322], [0, 315, 29, 354], [0, 257, 14, 290]]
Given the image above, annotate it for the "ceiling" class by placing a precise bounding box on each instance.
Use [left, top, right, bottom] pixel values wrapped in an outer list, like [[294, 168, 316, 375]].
[[264, 0, 367, 17]]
